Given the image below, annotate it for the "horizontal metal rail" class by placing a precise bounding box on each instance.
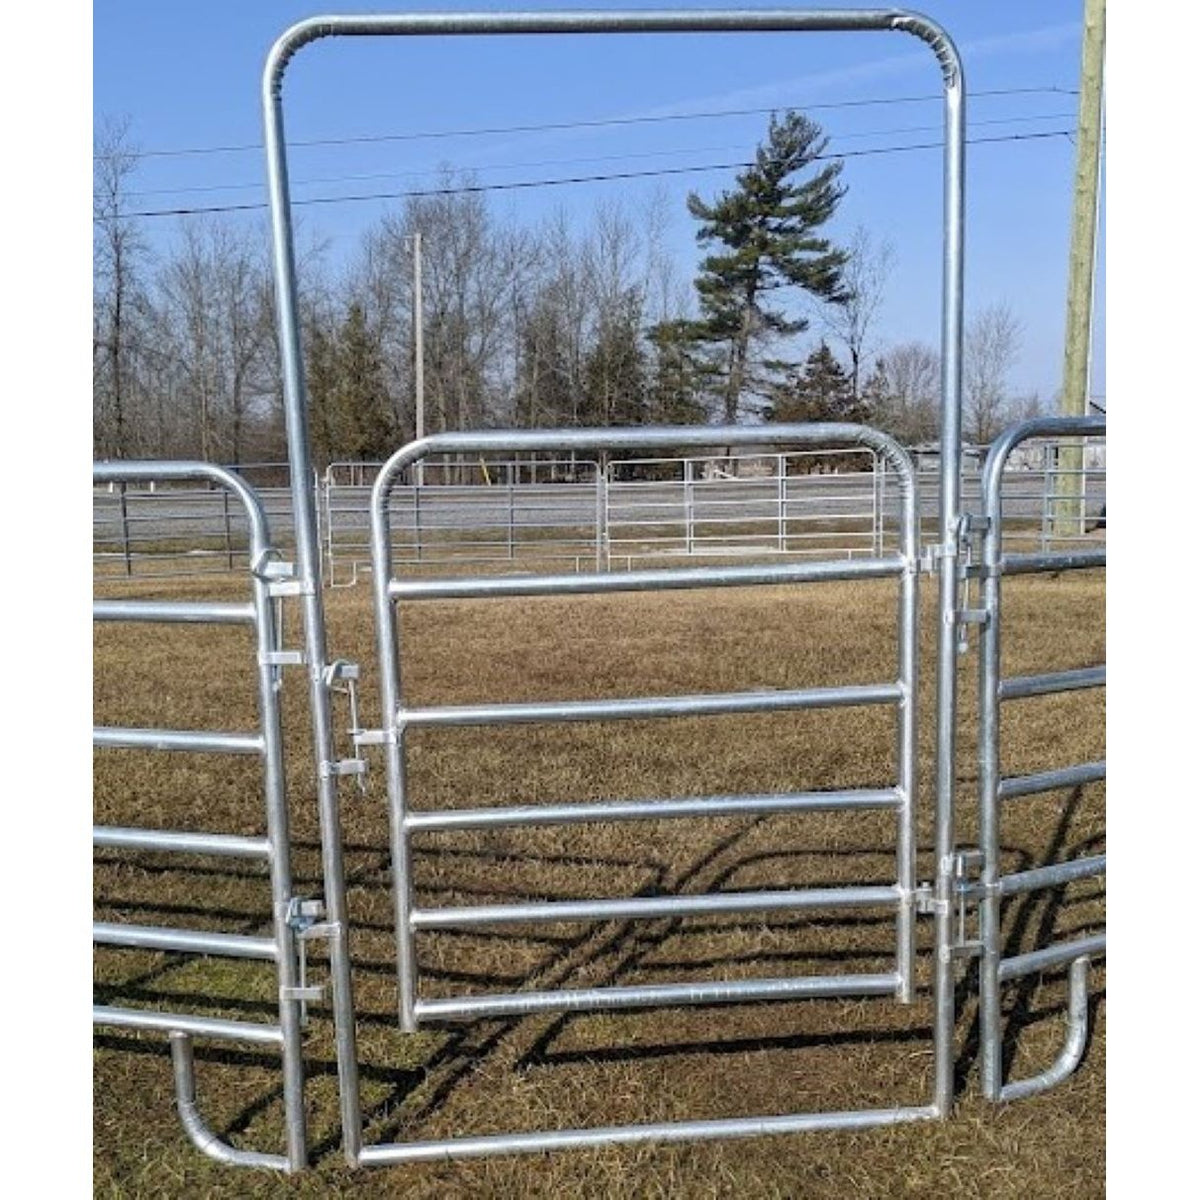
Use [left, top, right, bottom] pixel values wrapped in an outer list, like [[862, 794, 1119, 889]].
[[93, 826, 272, 859], [998, 666, 1105, 700], [997, 854, 1105, 898], [93, 922, 279, 961], [401, 682, 903, 730], [93, 599, 256, 625], [389, 555, 905, 601], [93, 1005, 284, 1046], [358, 1104, 939, 1165], [411, 885, 901, 930], [404, 788, 901, 833], [997, 760, 1106, 801], [93, 727, 265, 755], [999, 549, 1106, 575], [414, 972, 902, 1022], [998, 934, 1106, 983]]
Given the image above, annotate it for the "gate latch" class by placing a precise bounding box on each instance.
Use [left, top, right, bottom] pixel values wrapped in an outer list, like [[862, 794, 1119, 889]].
[[951, 849, 985, 960], [283, 899, 329, 1014]]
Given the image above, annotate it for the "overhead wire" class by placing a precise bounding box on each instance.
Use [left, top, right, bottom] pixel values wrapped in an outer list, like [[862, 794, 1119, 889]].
[[107, 129, 1075, 221], [94, 85, 1078, 160], [122, 111, 1077, 201]]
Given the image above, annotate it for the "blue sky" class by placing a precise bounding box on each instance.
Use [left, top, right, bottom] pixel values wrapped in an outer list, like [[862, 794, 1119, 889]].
[[94, 1, 1104, 402]]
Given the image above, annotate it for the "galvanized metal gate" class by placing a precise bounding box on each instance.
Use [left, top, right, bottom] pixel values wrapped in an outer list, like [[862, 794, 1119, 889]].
[[973, 416, 1107, 1102], [92, 7, 1104, 1174], [92, 462, 312, 1172]]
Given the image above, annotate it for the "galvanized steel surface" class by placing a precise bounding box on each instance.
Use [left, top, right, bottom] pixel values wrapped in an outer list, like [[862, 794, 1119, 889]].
[[975, 416, 1106, 1103], [91, 6, 1105, 1177]]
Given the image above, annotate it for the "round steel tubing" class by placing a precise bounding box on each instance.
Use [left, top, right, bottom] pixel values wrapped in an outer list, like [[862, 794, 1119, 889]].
[[92, 599, 256, 625], [93, 461, 271, 550], [977, 415, 1105, 1101], [411, 885, 900, 931], [93, 727, 265, 755], [415, 973, 900, 1022], [999, 549, 1106, 576], [93, 922, 279, 961], [997, 665, 1105, 700], [997, 854, 1105, 898], [388, 555, 904, 601], [93, 826, 271, 859], [997, 760, 1105, 801], [997, 958, 1092, 1102], [266, 9, 960, 1152], [358, 1104, 938, 1165], [997, 934, 1106, 984], [93, 1005, 284, 1047], [400, 682, 903, 731], [404, 788, 901, 833], [170, 1034, 292, 1172]]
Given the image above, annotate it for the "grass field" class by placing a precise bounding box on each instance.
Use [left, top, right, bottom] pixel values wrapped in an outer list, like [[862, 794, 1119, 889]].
[[94, 568, 1104, 1198]]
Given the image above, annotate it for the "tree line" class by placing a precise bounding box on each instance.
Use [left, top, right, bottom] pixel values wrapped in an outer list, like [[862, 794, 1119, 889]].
[[94, 112, 1041, 470]]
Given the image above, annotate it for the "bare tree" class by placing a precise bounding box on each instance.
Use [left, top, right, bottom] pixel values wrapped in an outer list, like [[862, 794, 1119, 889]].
[[93, 116, 147, 459], [816, 225, 894, 401], [155, 220, 275, 462], [965, 302, 1022, 445], [869, 341, 941, 444]]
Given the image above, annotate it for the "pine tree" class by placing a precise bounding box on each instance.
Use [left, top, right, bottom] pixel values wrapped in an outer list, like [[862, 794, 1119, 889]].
[[684, 111, 850, 423], [582, 293, 648, 427], [767, 342, 867, 470], [334, 302, 397, 462]]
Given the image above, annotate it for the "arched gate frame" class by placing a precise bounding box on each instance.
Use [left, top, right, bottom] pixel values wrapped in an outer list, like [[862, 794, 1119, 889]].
[[260, 8, 966, 1168], [92, 7, 1106, 1174]]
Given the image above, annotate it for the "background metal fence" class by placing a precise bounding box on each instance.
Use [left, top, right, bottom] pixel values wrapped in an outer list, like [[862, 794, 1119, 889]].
[[95, 440, 1106, 583]]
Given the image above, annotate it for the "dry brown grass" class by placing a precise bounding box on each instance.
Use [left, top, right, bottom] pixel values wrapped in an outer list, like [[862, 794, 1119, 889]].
[[94, 568, 1104, 1198]]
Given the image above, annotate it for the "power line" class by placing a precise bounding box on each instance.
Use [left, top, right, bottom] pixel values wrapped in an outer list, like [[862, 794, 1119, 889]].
[[123, 111, 1077, 201], [109, 130, 1073, 221], [95, 85, 1077, 160]]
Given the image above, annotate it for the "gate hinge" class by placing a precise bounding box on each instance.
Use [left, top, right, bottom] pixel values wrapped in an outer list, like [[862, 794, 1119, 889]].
[[913, 884, 944, 915], [319, 758, 367, 780], [281, 983, 325, 1003], [267, 577, 311, 598], [324, 660, 360, 685], [955, 608, 990, 627], [285, 898, 325, 931], [263, 562, 314, 598], [353, 728, 390, 747], [261, 649, 306, 667], [918, 543, 953, 574]]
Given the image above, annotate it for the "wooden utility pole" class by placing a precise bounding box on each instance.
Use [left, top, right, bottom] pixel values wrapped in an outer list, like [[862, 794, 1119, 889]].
[[1056, 0, 1105, 535]]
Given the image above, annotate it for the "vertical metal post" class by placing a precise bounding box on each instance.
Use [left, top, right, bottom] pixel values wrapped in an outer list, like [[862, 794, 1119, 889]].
[[370, 470, 420, 1031], [684, 458, 695, 555], [263, 34, 363, 1164], [596, 467, 607, 571], [507, 467, 516, 561], [978, 447, 1005, 1099], [413, 480, 423, 562], [930, 28, 967, 1120], [118, 481, 133, 577], [1041, 444, 1053, 551], [777, 456, 786, 552], [223, 488, 235, 569], [872, 453, 884, 556]]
